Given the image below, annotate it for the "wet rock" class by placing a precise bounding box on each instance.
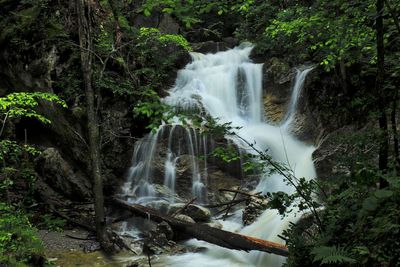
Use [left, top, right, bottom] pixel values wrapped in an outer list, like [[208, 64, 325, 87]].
[[153, 184, 182, 202], [263, 57, 295, 100], [203, 220, 223, 229], [169, 203, 211, 222], [173, 155, 200, 199], [262, 60, 293, 124], [142, 221, 184, 255], [174, 214, 196, 224], [156, 221, 174, 240], [242, 196, 268, 226], [82, 242, 101, 253], [286, 112, 319, 143], [192, 40, 238, 54], [263, 93, 286, 123], [205, 170, 243, 203], [36, 147, 92, 201]]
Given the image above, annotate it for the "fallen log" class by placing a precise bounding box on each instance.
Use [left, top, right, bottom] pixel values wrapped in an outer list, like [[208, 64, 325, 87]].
[[112, 198, 288, 257]]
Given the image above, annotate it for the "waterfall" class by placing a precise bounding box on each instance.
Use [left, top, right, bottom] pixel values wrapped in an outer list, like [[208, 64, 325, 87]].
[[281, 68, 313, 130], [121, 45, 316, 266]]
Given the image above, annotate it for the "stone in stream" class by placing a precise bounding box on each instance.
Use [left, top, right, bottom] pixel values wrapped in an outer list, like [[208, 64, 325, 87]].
[[142, 221, 186, 256], [242, 195, 269, 226], [168, 203, 212, 222], [173, 214, 196, 224]]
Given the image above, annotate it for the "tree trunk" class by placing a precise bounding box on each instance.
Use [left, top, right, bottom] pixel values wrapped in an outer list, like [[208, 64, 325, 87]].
[[107, 0, 122, 46], [376, 0, 389, 184], [76, 0, 109, 248], [112, 198, 289, 257]]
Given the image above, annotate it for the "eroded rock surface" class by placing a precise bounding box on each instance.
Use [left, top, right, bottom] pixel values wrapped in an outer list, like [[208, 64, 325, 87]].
[[36, 147, 92, 201]]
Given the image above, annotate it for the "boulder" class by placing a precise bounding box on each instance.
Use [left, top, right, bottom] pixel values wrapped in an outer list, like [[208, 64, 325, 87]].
[[242, 196, 268, 226], [192, 40, 238, 54], [169, 203, 211, 222], [36, 147, 92, 201], [142, 221, 185, 256], [156, 221, 174, 240], [174, 214, 196, 224]]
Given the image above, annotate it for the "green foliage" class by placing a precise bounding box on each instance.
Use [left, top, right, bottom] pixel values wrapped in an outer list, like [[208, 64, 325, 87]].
[[284, 167, 400, 267], [0, 92, 67, 125], [53, 68, 83, 104], [0, 140, 39, 200], [0, 92, 68, 267], [90, 14, 191, 102], [141, 0, 254, 28], [133, 99, 173, 131], [158, 114, 400, 267], [211, 146, 241, 163], [0, 140, 40, 163], [139, 27, 192, 51], [0, 92, 65, 203], [0, 202, 45, 267], [0, 0, 69, 61], [264, 3, 376, 70], [37, 214, 66, 232], [311, 246, 356, 265]]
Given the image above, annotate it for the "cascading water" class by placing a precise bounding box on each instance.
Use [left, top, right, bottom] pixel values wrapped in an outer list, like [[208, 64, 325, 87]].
[[281, 68, 313, 130], [120, 45, 316, 266]]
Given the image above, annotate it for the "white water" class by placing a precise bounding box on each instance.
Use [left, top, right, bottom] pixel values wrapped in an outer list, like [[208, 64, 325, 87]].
[[121, 45, 316, 266], [281, 68, 313, 130]]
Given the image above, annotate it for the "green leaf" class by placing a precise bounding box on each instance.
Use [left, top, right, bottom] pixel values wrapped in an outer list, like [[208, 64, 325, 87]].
[[143, 8, 151, 16], [312, 246, 356, 265], [374, 189, 393, 199], [362, 196, 378, 211]]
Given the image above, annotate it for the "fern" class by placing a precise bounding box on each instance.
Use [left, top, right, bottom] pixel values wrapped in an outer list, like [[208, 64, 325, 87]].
[[311, 246, 356, 265]]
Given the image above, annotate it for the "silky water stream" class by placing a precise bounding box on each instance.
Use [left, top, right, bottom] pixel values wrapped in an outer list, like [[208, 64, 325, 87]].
[[118, 45, 316, 267]]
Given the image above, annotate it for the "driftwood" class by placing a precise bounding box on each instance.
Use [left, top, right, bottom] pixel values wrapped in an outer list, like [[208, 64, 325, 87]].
[[112, 198, 288, 257]]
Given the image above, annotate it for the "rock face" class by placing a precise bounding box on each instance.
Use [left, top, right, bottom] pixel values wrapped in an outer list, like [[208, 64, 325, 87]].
[[262, 57, 321, 143], [36, 148, 92, 201], [262, 58, 295, 124], [263, 93, 286, 123], [312, 124, 378, 183]]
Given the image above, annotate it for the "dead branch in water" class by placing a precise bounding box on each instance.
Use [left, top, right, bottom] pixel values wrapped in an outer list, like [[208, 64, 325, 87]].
[[112, 198, 289, 257]]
